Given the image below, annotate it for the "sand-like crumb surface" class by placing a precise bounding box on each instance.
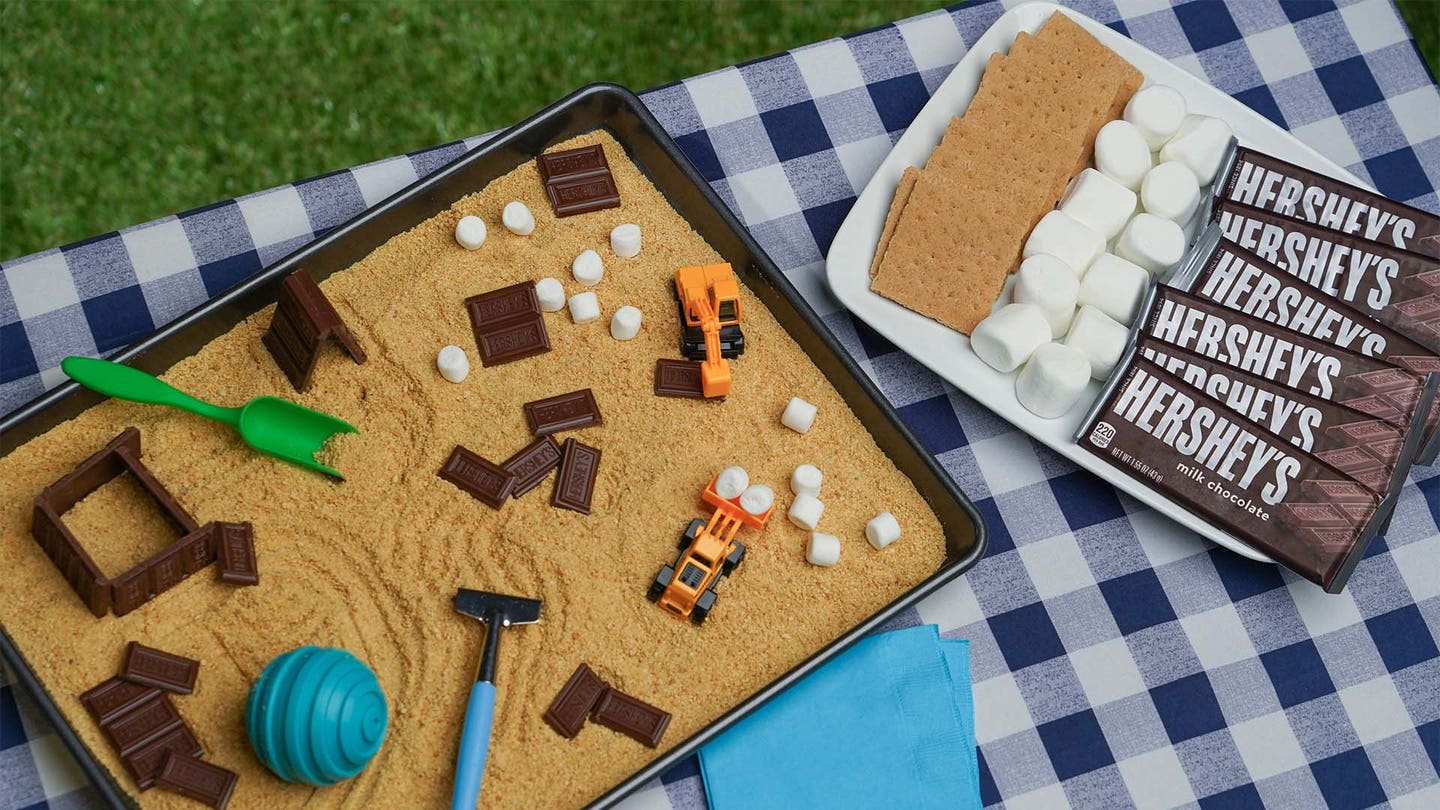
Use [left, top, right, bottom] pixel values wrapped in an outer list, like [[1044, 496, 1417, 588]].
[[0, 132, 947, 809]]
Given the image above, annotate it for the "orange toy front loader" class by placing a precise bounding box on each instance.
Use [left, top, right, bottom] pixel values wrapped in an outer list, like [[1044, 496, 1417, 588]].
[[674, 264, 743, 398], [648, 475, 773, 623]]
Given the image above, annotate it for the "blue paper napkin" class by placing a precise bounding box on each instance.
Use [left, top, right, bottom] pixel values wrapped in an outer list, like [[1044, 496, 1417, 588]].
[[698, 624, 979, 810]]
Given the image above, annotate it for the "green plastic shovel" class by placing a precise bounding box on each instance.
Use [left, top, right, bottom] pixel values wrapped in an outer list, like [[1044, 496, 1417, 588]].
[[61, 356, 357, 478]]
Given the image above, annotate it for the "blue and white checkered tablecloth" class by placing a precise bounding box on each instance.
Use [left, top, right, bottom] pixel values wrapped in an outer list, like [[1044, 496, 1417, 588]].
[[4, 0, 1439, 808]]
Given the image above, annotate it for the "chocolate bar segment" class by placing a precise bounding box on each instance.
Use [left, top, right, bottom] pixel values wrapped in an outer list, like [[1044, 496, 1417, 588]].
[[439, 446, 515, 509], [592, 689, 670, 748], [121, 642, 200, 694], [123, 724, 202, 790], [215, 521, 259, 586], [465, 282, 551, 367], [501, 436, 563, 499], [81, 676, 163, 726], [543, 663, 611, 739], [155, 752, 238, 810], [1216, 143, 1440, 257], [103, 692, 184, 758], [466, 281, 540, 329], [654, 359, 706, 399], [524, 389, 602, 435], [537, 145, 622, 218], [262, 270, 367, 392], [552, 438, 601, 515]]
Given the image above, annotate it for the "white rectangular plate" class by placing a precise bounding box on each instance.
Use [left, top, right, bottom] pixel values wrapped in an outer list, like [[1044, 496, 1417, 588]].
[[825, 2, 1371, 564]]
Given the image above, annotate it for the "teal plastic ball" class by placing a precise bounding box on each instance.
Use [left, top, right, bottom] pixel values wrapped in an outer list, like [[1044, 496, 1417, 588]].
[[245, 646, 388, 786]]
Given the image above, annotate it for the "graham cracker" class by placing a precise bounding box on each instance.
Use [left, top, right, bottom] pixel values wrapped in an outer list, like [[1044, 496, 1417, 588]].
[[870, 166, 920, 279]]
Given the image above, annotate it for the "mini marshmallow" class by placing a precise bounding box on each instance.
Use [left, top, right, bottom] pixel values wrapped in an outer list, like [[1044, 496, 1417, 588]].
[[610, 223, 642, 258], [502, 201, 535, 236], [782, 397, 818, 434], [788, 493, 825, 530], [1023, 210, 1104, 276], [1014, 254, 1080, 339], [1115, 213, 1186, 274], [455, 215, 487, 250], [715, 466, 750, 500], [1094, 120, 1154, 191], [791, 464, 823, 498], [970, 303, 1051, 373], [1123, 85, 1187, 149], [1159, 115, 1234, 185], [1065, 305, 1130, 380], [610, 305, 642, 340], [1059, 169, 1137, 240], [1140, 161, 1201, 223], [572, 249, 605, 286], [865, 512, 901, 550], [1078, 254, 1150, 325], [568, 291, 600, 324], [807, 532, 841, 567], [739, 484, 774, 516], [1016, 342, 1091, 419], [535, 277, 566, 312], [436, 345, 470, 383]]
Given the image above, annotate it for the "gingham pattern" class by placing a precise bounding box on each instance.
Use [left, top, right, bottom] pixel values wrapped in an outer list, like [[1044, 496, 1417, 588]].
[[2, 1, 1438, 808]]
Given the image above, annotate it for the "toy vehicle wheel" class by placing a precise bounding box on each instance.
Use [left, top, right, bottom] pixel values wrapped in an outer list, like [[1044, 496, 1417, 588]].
[[722, 541, 746, 574], [679, 518, 705, 549], [691, 589, 718, 624], [648, 566, 674, 602]]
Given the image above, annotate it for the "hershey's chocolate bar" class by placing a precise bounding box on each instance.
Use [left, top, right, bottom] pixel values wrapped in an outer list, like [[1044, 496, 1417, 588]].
[[120, 642, 200, 694], [1077, 355, 1386, 592], [1215, 143, 1440, 257]]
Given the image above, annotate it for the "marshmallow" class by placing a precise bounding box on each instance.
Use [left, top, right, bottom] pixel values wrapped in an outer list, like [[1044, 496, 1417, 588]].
[[568, 291, 600, 323], [1065, 305, 1130, 380], [807, 532, 841, 567], [791, 464, 823, 498], [1115, 213, 1186, 274], [715, 466, 750, 499], [436, 345, 469, 383], [455, 215, 487, 250], [1059, 169, 1138, 240], [610, 305, 642, 340], [865, 512, 901, 550], [535, 277, 566, 312], [970, 303, 1051, 373], [739, 484, 774, 516], [1014, 254, 1080, 339], [1023, 211, 1104, 276], [1078, 254, 1150, 325], [502, 201, 535, 236], [788, 493, 825, 530], [1094, 120, 1154, 191], [782, 397, 818, 434], [610, 223, 642, 258], [1140, 161, 1201, 223], [1159, 115, 1234, 185], [572, 249, 605, 286], [1016, 342, 1091, 419], [1123, 85, 1187, 149]]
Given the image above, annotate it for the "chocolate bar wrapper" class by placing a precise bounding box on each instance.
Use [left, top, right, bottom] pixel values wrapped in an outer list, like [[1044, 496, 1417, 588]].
[[1213, 142, 1440, 258], [1211, 197, 1440, 354], [1076, 353, 1401, 593]]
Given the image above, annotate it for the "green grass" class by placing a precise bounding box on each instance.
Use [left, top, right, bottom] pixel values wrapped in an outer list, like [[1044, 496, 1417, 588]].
[[1, 0, 1436, 262]]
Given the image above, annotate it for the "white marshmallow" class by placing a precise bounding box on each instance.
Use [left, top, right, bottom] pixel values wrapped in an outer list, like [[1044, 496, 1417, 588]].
[[1014, 254, 1080, 339], [1124, 85, 1187, 149], [1023, 211, 1104, 276], [436, 345, 469, 383], [739, 484, 774, 516], [567, 291, 600, 323], [1115, 213, 1186, 274], [866, 512, 901, 550], [610, 223, 642, 258], [1140, 161, 1201, 223], [970, 303, 1051, 373], [1094, 120, 1154, 191], [455, 215, 487, 250], [502, 201, 535, 236], [610, 305, 642, 340], [715, 466, 750, 499], [1065, 305, 1130, 380], [1159, 115, 1234, 185], [572, 249, 605, 286], [1059, 169, 1138, 240], [788, 493, 825, 530], [1015, 342, 1091, 419], [791, 464, 823, 498], [535, 277, 566, 312], [1078, 254, 1150, 325], [807, 532, 841, 567], [782, 397, 818, 434]]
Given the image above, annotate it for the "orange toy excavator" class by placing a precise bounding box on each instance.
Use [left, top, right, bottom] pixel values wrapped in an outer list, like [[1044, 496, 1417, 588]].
[[674, 263, 744, 398]]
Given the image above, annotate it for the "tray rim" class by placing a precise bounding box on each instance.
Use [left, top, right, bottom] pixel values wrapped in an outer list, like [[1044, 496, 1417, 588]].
[[0, 82, 987, 809]]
